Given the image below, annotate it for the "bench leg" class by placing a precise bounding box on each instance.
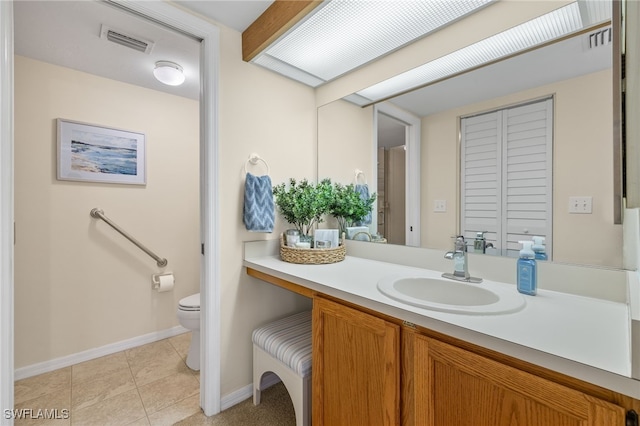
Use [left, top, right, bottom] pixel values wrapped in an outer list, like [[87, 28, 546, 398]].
[[252, 337, 312, 425], [253, 345, 262, 405]]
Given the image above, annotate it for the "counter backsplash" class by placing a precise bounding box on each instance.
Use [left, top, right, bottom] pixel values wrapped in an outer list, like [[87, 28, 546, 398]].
[[244, 237, 628, 303]]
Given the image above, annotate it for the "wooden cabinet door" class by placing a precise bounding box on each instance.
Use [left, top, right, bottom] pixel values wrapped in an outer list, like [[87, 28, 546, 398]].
[[410, 334, 625, 426], [313, 297, 400, 425]]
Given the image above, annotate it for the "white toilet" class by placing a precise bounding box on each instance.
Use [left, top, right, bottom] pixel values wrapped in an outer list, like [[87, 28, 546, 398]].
[[177, 293, 200, 371]]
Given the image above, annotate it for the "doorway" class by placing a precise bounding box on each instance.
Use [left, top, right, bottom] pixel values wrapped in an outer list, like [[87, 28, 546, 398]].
[[374, 103, 421, 247], [377, 114, 407, 245], [0, 2, 221, 418]]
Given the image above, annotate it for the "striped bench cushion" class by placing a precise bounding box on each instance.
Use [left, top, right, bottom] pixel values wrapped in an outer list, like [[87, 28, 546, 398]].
[[252, 311, 312, 377]]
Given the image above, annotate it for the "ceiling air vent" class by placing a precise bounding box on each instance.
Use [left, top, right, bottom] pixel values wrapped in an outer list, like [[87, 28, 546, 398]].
[[586, 27, 612, 49], [100, 25, 154, 54]]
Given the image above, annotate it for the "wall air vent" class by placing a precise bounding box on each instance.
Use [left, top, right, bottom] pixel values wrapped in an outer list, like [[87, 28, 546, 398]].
[[100, 25, 154, 54], [586, 27, 612, 49]]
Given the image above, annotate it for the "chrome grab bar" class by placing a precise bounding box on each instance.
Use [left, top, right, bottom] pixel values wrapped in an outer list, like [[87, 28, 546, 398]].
[[90, 208, 168, 267]]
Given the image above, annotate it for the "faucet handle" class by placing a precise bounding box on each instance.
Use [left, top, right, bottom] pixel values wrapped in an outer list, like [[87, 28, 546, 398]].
[[449, 235, 466, 251]]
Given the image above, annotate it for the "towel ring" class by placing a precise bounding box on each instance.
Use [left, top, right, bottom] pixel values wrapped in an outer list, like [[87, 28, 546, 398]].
[[244, 153, 270, 176], [354, 169, 367, 185]]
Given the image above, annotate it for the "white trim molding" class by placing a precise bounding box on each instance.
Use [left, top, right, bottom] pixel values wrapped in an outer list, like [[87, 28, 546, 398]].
[[221, 373, 281, 411], [15, 326, 188, 381], [110, 1, 221, 416], [374, 102, 421, 247], [0, 1, 15, 422]]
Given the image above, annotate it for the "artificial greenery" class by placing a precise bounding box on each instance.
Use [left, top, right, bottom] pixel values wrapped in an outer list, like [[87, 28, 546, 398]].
[[272, 178, 334, 236], [329, 183, 377, 235]]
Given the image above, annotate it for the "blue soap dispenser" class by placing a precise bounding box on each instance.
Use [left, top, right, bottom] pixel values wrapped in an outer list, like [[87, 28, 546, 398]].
[[517, 241, 537, 296], [532, 236, 547, 260]]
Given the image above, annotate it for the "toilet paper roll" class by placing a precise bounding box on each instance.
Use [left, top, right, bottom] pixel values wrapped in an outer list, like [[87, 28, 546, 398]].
[[152, 273, 174, 292]]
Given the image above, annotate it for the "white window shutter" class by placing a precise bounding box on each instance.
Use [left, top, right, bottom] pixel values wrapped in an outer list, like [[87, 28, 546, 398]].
[[460, 111, 501, 252], [461, 98, 553, 258], [503, 99, 553, 258]]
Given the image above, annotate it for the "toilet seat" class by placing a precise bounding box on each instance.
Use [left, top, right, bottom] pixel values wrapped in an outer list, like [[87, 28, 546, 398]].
[[179, 293, 200, 311]]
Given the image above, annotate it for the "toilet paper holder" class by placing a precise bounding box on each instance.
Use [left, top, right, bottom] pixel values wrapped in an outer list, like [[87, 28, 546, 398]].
[[152, 273, 175, 292]]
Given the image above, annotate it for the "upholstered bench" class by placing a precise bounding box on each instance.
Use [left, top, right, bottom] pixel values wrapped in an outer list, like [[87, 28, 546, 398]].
[[252, 310, 312, 426]]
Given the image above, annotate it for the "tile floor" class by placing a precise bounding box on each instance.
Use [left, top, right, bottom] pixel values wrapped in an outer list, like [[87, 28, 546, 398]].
[[13, 333, 202, 425]]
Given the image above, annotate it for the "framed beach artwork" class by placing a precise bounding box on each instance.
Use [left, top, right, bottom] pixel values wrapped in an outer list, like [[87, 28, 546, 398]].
[[57, 119, 146, 185]]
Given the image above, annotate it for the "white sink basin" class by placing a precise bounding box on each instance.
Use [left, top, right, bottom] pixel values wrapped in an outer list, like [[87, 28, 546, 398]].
[[377, 275, 525, 315]]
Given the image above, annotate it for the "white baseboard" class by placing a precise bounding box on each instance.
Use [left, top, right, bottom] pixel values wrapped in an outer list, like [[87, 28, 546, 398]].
[[14, 326, 189, 380], [221, 373, 281, 411], [17, 328, 284, 415]]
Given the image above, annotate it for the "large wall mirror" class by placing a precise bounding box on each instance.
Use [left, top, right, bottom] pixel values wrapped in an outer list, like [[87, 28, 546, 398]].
[[318, 0, 624, 268]]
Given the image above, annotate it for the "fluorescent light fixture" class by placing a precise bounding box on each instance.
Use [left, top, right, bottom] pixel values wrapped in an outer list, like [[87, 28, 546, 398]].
[[356, 1, 611, 102], [252, 0, 495, 87], [153, 61, 185, 86]]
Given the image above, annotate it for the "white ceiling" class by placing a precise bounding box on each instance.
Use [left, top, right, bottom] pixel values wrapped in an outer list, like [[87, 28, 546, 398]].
[[14, 0, 612, 117], [14, 0, 273, 100], [174, 1, 273, 33], [387, 30, 611, 117]]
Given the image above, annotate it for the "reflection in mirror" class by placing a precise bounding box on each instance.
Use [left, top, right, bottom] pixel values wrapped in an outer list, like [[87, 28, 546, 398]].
[[318, 2, 623, 268], [377, 113, 407, 245]]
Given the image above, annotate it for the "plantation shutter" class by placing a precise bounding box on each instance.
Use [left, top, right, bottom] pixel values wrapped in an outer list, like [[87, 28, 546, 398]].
[[460, 111, 501, 252], [502, 98, 553, 257], [461, 97, 553, 258]]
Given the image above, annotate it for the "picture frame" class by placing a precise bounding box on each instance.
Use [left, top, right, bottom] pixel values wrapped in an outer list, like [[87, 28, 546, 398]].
[[57, 119, 146, 185]]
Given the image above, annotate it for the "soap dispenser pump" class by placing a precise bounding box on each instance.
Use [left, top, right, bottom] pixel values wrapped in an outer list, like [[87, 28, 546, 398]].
[[531, 236, 547, 260], [517, 241, 537, 296]]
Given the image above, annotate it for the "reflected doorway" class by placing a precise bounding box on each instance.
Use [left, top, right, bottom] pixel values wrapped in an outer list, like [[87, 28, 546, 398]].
[[377, 113, 407, 245]]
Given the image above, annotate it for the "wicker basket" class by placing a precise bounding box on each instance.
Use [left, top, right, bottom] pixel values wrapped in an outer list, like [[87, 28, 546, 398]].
[[280, 232, 346, 264]]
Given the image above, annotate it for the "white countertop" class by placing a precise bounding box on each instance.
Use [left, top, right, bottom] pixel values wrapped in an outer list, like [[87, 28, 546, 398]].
[[244, 248, 640, 399]]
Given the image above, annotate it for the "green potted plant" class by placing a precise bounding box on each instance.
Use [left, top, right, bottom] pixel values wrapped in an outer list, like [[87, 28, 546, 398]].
[[273, 178, 334, 239], [329, 183, 376, 236]]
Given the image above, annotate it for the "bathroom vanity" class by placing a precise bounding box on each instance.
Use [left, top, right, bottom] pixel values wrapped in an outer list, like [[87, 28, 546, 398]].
[[244, 240, 640, 425]]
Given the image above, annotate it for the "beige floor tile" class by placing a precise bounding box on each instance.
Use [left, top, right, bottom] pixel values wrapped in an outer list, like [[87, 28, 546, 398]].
[[137, 371, 199, 415], [14, 368, 71, 405], [71, 388, 146, 426], [71, 367, 136, 410], [147, 394, 201, 426], [126, 341, 189, 387], [72, 352, 130, 384], [14, 385, 71, 426], [125, 340, 177, 364], [167, 332, 192, 361], [126, 417, 150, 426]]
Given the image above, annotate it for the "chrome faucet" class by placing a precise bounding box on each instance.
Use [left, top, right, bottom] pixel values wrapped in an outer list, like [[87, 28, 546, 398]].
[[442, 236, 483, 283], [473, 231, 494, 254]]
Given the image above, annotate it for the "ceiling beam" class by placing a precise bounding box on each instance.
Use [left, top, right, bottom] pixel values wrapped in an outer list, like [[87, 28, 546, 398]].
[[242, 0, 323, 62]]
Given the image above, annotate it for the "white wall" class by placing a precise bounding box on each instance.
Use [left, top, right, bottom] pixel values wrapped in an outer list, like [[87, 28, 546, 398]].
[[14, 56, 200, 367], [217, 25, 315, 395], [317, 100, 375, 232], [421, 70, 622, 267], [317, 100, 374, 183]]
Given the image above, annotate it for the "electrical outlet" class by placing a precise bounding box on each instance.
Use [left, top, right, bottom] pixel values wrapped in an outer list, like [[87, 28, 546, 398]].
[[569, 196, 592, 214], [434, 200, 446, 212]]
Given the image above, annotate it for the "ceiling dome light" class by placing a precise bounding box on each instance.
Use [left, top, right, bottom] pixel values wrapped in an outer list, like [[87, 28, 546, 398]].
[[153, 61, 185, 86]]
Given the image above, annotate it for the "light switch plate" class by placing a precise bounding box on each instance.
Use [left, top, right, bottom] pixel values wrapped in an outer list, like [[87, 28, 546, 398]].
[[434, 200, 446, 212], [569, 196, 592, 214]]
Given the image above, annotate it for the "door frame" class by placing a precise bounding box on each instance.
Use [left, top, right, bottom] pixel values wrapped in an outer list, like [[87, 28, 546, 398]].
[[0, 1, 221, 419], [374, 103, 421, 247]]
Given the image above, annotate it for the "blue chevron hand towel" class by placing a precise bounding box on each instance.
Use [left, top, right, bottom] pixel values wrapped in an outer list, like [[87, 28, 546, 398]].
[[355, 183, 372, 225], [243, 173, 275, 233]]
